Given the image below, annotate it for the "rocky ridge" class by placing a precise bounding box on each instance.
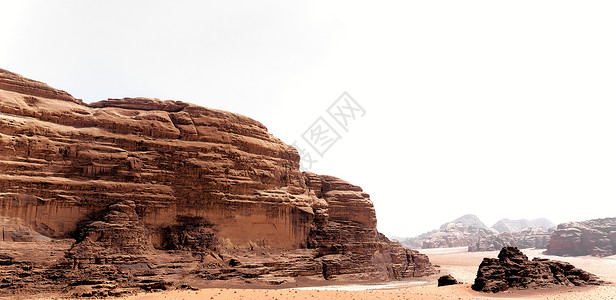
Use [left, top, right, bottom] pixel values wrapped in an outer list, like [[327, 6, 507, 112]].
[[468, 227, 554, 252], [398, 215, 554, 252], [0, 68, 436, 297], [421, 223, 498, 249]]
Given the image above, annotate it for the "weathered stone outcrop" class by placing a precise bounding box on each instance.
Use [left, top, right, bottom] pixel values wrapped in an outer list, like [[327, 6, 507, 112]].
[[67, 200, 152, 267], [437, 274, 459, 287], [0, 69, 81, 104], [546, 218, 616, 257], [0, 68, 436, 296], [0, 67, 317, 250], [472, 247, 604, 293], [304, 173, 435, 280], [469, 227, 554, 252]]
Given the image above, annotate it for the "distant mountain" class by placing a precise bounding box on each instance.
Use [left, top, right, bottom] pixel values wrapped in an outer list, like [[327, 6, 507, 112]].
[[397, 214, 495, 249], [441, 214, 488, 230], [423, 222, 497, 248], [397, 214, 555, 251], [468, 227, 554, 252], [492, 218, 555, 233]]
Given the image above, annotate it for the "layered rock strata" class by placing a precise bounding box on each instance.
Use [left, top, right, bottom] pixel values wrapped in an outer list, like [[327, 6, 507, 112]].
[[546, 218, 616, 257], [472, 247, 604, 293], [0, 68, 436, 296]]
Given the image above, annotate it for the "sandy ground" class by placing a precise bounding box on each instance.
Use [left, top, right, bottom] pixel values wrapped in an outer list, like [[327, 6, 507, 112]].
[[79, 248, 616, 299]]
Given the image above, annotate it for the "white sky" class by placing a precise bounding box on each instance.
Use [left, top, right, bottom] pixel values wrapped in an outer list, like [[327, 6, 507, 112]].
[[2, 0, 615, 237]]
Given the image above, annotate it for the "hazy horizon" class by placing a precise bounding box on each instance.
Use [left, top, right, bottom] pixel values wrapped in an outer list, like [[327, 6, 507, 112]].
[[2, 0, 615, 237]]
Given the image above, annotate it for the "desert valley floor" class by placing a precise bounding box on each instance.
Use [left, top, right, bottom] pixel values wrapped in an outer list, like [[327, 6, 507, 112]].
[[115, 247, 616, 300]]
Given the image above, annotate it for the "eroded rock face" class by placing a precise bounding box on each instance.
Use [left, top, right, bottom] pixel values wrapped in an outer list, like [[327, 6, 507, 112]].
[[305, 173, 435, 280], [0, 68, 436, 296], [67, 200, 152, 266], [546, 218, 616, 257], [472, 247, 604, 293], [0, 67, 316, 250]]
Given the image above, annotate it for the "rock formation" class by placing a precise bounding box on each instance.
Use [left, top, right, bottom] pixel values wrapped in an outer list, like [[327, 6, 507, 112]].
[[546, 218, 616, 257], [0, 68, 436, 297], [472, 246, 604, 293], [446, 214, 489, 229], [468, 227, 554, 252], [492, 218, 554, 233], [397, 214, 496, 249], [437, 274, 459, 287], [421, 223, 497, 249]]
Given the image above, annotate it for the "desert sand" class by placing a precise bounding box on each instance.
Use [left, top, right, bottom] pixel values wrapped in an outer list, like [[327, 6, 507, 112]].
[[121, 247, 616, 300]]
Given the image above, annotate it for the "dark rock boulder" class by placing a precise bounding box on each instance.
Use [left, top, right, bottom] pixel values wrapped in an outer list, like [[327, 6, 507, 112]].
[[437, 274, 459, 287], [472, 246, 604, 293]]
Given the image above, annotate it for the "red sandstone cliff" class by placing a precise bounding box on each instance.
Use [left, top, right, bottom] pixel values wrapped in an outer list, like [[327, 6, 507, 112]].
[[546, 218, 616, 257], [0, 68, 435, 297]]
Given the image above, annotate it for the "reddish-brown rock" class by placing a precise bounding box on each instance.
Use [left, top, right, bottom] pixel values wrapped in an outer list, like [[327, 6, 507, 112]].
[[304, 173, 435, 280], [546, 218, 616, 257], [472, 247, 604, 293], [0, 68, 436, 296], [437, 274, 459, 287]]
